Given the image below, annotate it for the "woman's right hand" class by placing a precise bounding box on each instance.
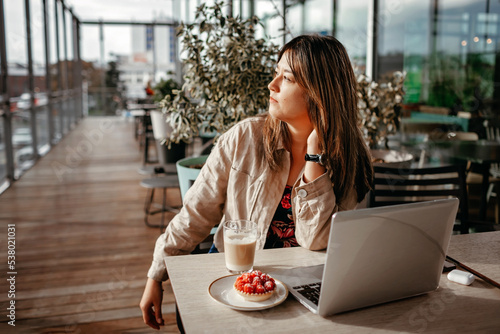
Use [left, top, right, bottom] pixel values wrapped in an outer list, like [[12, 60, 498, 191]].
[[140, 277, 165, 330]]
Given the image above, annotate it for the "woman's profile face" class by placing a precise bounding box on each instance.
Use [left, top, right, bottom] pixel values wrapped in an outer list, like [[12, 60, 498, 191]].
[[268, 53, 310, 128]]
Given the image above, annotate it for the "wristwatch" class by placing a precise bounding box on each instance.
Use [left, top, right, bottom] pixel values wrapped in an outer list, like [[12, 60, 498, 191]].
[[304, 153, 325, 166]]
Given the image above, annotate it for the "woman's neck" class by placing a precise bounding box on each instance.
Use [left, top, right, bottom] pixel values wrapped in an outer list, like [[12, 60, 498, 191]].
[[287, 124, 312, 160]]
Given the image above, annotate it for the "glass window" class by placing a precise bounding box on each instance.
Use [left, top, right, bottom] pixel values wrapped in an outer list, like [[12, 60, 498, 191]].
[[0, 116, 6, 182], [234, 0, 250, 19], [0, 58, 2, 101], [30, 0, 50, 152], [30, 0, 48, 105], [36, 105, 49, 149], [53, 99, 63, 140], [336, 0, 369, 69], [46, 0, 61, 142], [81, 25, 100, 63], [155, 25, 177, 81], [31, 0, 47, 86], [256, 0, 284, 46], [377, 0, 500, 115], [287, 0, 334, 39], [48, 0, 59, 92], [4, 0, 28, 99], [12, 116, 34, 173], [65, 10, 73, 61], [304, 0, 333, 35], [57, 1, 67, 91], [287, 1, 304, 38], [65, 11, 74, 90], [377, 0, 429, 105]]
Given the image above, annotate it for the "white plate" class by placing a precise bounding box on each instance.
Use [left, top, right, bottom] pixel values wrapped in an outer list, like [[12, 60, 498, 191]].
[[208, 274, 288, 311]]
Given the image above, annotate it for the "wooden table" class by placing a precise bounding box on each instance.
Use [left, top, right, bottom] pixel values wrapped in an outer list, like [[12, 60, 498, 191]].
[[165, 232, 500, 333], [446, 231, 500, 284]]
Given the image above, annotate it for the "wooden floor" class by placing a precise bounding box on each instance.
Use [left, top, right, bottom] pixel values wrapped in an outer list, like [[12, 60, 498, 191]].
[[0, 117, 182, 333]]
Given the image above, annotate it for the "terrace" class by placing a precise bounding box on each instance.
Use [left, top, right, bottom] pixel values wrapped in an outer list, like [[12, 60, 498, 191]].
[[1, 1, 500, 332]]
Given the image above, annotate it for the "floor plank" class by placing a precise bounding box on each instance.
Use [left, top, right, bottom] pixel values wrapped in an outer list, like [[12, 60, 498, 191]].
[[0, 117, 181, 333]]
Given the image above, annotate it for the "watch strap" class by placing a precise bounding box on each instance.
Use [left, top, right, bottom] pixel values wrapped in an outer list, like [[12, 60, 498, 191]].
[[304, 153, 325, 166]]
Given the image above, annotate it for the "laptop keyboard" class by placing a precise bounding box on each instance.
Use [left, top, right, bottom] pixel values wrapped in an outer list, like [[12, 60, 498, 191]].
[[294, 282, 322, 306]]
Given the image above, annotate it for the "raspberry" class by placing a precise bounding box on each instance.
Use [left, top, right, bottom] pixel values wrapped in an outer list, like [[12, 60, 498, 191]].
[[264, 280, 275, 291], [236, 282, 245, 291], [252, 277, 262, 286], [241, 273, 252, 284], [255, 284, 266, 294], [243, 283, 254, 294]]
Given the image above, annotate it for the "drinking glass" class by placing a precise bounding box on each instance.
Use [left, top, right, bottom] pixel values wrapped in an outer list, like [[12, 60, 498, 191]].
[[223, 220, 258, 274]]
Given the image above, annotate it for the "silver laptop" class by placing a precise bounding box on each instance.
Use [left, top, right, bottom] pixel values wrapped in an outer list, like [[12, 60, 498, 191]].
[[271, 198, 459, 317]]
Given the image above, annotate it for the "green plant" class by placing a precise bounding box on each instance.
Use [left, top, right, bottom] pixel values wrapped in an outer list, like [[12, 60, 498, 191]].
[[427, 52, 494, 112], [159, 1, 279, 144], [153, 78, 180, 103], [357, 71, 406, 149]]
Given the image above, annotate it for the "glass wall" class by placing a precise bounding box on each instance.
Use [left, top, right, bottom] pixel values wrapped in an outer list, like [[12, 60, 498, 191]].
[[0, 116, 6, 183], [373, 0, 500, 119], [256, 1, 284, 44], [4, 0, 34, 173], [3, 0, 499, 191], [0, 0, 82, 189], [336, 0, 369, 70], [31, 0, 50, 155]]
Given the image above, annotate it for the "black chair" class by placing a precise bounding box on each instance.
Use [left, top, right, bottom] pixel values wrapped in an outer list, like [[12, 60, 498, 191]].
[[369, 164, 469, 234]]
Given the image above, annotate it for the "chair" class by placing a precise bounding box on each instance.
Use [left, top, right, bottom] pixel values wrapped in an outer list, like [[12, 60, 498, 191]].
[[175, 140, 215, 253], [140, 113, 157, 165], [140, 172, 181, 232], [369, 164, 469, 234]]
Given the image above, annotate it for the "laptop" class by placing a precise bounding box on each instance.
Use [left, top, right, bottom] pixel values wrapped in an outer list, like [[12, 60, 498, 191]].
[[271, 198, 459, 317]]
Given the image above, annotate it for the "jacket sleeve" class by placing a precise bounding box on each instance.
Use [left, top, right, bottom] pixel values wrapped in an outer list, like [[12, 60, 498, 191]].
[[147, 136, 232, 281], [292, 173, 358, 251]]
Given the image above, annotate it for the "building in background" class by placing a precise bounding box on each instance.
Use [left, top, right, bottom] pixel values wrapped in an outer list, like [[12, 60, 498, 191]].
[[119, 15, 177, 99]]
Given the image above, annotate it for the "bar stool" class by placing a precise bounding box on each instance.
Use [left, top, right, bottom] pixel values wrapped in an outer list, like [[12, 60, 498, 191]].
[[141, 174, 180, 232]]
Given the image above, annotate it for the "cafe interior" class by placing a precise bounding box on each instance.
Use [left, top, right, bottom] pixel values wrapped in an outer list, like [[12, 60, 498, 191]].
[[0, 0, 499, 333]]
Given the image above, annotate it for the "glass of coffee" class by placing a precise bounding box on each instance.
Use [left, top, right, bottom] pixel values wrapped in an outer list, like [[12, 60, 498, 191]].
[[223, 220, 258, 274]]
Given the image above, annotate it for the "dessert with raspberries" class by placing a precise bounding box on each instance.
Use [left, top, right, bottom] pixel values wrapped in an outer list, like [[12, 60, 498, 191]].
[[234, 270, 276, 302]]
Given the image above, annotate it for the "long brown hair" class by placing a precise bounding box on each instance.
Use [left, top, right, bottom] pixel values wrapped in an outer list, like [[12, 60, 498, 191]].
[[263, 35, 373, 203]]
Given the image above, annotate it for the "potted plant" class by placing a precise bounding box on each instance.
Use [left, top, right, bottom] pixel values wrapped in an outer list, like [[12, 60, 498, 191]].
[[357, 70, 406, 150], [356, 70, 413, 166], [159, 1, 278, 144], [150, 78, 186, 163], [158, 1, 278, 199]]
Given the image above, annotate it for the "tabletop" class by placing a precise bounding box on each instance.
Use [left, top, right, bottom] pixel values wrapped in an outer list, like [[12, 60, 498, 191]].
[[165, 232, 500, 334], [127, 103, 159, 111], [450, 139, 500, 163], [447, 231, 500, 284]]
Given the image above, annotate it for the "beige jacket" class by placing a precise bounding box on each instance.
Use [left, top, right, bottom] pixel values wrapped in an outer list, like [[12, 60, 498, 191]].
[[148, 116, 358, 281]]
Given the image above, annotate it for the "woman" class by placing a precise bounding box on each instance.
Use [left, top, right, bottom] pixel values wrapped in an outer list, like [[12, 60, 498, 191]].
[[140, 34, 373, 329]]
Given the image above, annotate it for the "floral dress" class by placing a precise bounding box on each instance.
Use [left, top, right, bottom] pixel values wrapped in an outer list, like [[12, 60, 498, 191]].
[[264, 185, 299, 248]]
